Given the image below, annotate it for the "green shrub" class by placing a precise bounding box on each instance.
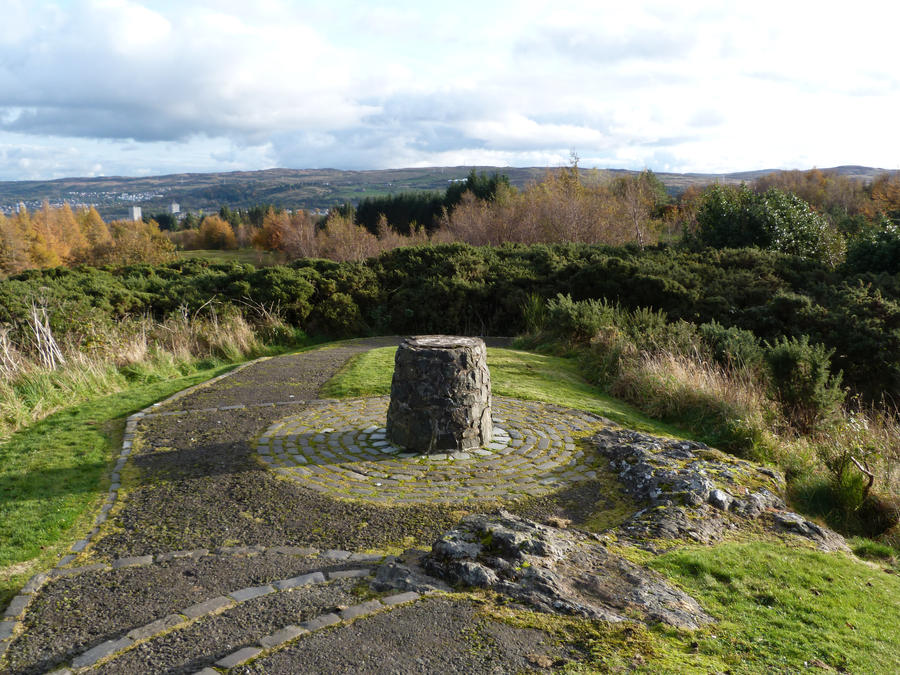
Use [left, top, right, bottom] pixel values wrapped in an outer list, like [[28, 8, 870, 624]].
[[697, 184, 844, 264], [844, 226, 900, 275], [764, 335, 845, 431], [545, 293, 614, 344], [700, 320, 764, 371]]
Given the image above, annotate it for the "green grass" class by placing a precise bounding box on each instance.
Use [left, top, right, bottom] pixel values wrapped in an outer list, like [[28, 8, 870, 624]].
[[647, 542, 900, 673], [0, 362, 240, 607], [320, 346, 687, 438], [176, 248, 287, 266]]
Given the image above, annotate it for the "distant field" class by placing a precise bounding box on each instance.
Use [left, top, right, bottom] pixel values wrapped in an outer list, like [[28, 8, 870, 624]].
[[176, 248, 288, 266]]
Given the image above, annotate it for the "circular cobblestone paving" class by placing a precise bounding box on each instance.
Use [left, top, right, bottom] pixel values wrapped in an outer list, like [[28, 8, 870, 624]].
[[256, 396, 610, 503]]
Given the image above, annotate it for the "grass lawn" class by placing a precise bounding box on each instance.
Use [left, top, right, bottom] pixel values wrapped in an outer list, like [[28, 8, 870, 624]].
[[320, 346, 688, 438], [176, 248, 288, 266], [647, 542, 900, 673]]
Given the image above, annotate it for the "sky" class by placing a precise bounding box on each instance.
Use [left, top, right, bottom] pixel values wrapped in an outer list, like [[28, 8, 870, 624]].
[[1, 0, 898, 180]]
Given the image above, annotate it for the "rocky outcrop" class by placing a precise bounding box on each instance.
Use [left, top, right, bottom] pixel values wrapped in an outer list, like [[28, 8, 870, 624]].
[[386, 336, 492, 453], [593, 428, 848, 552], [421, 511, 713, 630]]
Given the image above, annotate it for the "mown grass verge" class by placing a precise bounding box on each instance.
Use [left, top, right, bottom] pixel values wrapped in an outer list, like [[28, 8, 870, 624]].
[[647, 542, 900, 673], [486, 542, 900, 673], [0, 361, 241, 608], [320, 346, 687, 439]]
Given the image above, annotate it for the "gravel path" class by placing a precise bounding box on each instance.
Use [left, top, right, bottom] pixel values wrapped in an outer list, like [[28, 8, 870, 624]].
[[2, 338, 574, 674]]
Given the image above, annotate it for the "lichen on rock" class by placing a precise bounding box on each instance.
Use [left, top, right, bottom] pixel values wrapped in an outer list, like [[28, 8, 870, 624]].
[[592, 428, 848, 552]]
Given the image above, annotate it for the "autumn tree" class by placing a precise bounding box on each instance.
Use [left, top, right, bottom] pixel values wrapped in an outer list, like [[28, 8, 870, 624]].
[[198, 215, 238, 250], [0, 212, 32, 274], [94, 220, 176, 265], [866, 173, 900, 225], [76, 207, 112, 252], [252, 209, 317, 258]]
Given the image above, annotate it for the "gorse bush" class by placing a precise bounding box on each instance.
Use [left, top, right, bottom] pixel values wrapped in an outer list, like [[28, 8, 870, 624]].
[[764, 335, 845, 432], [699, 321, 765, 372], [0, 242, 897, 401], [545, 293, 613, 344]]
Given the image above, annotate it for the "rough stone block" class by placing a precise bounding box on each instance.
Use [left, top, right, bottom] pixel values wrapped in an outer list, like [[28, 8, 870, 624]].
[[386, 336, 492, 453], [0, 619, 15, 640]]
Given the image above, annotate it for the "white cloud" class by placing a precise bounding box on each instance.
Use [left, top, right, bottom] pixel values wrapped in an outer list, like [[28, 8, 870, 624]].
[[0, 0, 899, 179]]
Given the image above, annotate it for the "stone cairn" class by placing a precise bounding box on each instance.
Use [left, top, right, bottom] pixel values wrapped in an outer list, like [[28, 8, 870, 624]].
[[386, 336, 492, 453]]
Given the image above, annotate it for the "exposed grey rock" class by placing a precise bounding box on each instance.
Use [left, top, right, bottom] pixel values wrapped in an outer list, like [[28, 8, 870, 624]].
[[387, 336, 492, 453], [423, 511, 713, 630], [372, 559, 449, 594], [708, 489, 733, 511], [592, 428, 848, 552], [771, 511, 848, 551]]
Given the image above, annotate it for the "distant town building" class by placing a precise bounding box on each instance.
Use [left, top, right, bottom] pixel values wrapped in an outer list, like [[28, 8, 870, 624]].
[[169, 202, 180, 214], [129, 206, 142, 222]]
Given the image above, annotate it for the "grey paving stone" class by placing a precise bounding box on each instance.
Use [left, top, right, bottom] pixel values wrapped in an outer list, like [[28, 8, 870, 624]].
[[21, 572, 49, 594], [70, 539, 89, 553], [3, 594, 30, 618], [191, 669, 219, 675], [182, 595, 234, 619], [259, 624, 308, 649], [273, 571, 327, 590], [215, 646, 263, 668], [381, 591, 421, 606], [270, 545, 318, 556], [0, 619, 15, 640], [339, 600, 383, 621], [327, 568, 372, 580], [322, 549, 352, 560], [299, 612, 341, 631], [111, 555, 154, 569], [229, 584, 275, 602], [71, 636, 133, 668], [127, 614, 186, 641]]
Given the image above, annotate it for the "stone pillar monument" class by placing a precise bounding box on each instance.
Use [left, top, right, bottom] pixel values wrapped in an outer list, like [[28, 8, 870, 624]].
[[386, 336, 492, 453]]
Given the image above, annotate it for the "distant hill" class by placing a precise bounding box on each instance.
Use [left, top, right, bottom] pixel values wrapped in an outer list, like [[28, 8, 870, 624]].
[[0, 165, 895, 220]]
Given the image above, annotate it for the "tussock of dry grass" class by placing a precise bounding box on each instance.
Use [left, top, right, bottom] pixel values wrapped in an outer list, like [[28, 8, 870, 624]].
[[0, 311, 269, 438]]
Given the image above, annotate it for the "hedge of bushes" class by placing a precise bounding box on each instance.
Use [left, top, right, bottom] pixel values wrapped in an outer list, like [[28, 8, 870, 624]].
[[1, 242, 898, 401]]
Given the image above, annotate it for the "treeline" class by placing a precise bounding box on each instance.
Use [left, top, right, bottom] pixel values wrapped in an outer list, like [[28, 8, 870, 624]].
[[4, 168, 899, 278], [1, 243, 897, 403], [338, 170, 511, 234], [0, 203, 174, 274]]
